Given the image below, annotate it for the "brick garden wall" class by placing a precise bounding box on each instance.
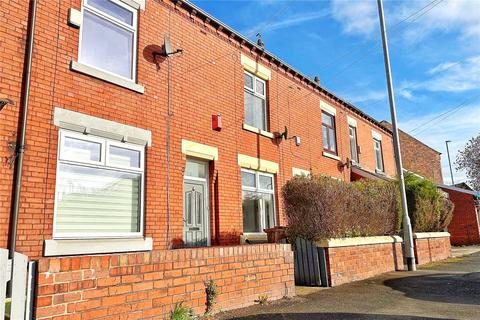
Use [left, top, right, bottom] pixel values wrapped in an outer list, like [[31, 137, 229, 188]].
[[35, 244, 295, 319], [441, 188, 480, 246], [322, 239, 404, 287], [414, 234, 451, 265]]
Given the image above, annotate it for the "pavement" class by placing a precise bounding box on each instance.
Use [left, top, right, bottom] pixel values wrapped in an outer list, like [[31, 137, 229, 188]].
[[451, 245, 480, 258], [216, 248, 480, 320]]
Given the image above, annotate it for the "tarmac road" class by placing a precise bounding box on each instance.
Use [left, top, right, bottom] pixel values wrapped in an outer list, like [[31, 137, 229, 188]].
[[217, 251, 480, 320]]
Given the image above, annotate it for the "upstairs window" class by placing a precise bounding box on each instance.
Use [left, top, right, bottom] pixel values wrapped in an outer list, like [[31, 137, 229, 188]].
[[349, 125, 359, 163], [244, 72, 267, 131], [241, 170, 275, 233], [373, 138, 384, 172], [54, 130, 144, 238], [79, 0, 137, 80], [322, 111, 337, 154]]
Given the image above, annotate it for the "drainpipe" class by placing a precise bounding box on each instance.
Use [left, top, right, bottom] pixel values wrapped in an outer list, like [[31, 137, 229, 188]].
[[9, 0, 37, 259]]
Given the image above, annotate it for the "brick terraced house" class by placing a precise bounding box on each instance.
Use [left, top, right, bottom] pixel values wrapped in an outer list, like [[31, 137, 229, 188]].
[[0, 0, 398, 318]]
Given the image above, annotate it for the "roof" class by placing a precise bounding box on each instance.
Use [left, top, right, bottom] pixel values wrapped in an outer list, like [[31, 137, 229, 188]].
[[351, 164, 393, 181], [380, 121, 442, 154], [438, 184, 479, 197], [178, 0, 392, 135]]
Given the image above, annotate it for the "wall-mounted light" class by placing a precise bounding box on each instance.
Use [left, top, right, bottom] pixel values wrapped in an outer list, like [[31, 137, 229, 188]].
[[277, 126, 301, 147], [293, 136, 301, 146], [0, 97, 15, 112]]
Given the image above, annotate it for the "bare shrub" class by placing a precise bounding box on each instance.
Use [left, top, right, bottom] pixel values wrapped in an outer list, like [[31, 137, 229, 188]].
[[283, 175, 399, 241]]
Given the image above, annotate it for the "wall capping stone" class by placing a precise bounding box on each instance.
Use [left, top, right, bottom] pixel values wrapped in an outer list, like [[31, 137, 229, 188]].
[[413, 232, 451, 239], [316, 235, 403, 248]]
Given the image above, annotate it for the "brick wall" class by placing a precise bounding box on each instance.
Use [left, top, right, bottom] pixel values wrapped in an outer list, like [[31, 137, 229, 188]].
[[1, 0, 396, 259], [381, 121, 443, 184], [414, 235, 451, 265], [35, 244, 295, 319], [323, 240, 404, 287], [441, 188, 480, 245]]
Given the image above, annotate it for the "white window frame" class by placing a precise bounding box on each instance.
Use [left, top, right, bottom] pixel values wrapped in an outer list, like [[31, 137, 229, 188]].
[[241, 169, 276, 235], [349, 125, 359, 163], [244, 71, 268, 131], [78, 0, 138, 82], [373, 138, 384, 172], [53, 129, 145, 239]]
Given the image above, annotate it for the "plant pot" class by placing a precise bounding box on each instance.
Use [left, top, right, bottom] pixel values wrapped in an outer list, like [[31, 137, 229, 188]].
[[264, 226, 287, 243]]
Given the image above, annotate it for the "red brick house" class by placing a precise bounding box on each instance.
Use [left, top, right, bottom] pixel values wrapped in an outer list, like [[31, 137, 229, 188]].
[[0, 0, 398, 317], [380, 121, 443, 184], [439, 184, 480, 245]]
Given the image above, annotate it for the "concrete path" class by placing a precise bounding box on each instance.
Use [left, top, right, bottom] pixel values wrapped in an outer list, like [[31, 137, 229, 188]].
[[217, 252, 480, 320], [451, 245, 480, 258]]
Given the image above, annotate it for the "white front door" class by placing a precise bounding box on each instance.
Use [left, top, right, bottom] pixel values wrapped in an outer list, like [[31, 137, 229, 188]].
[[183, 159, 210, 247]]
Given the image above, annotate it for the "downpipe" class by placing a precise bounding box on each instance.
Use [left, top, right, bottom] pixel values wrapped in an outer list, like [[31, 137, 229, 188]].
[[8, 0, 37, 259]]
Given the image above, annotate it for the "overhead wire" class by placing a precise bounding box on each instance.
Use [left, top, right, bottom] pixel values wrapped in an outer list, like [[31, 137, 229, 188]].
[[316, 0, 443, 74], [324, 0, 445, 86], [408, 93, 480, 136]]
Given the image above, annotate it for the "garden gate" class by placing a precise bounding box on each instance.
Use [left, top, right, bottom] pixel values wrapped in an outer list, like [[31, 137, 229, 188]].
[[294, 238, 329, 287], [0, 248, 36, 319]]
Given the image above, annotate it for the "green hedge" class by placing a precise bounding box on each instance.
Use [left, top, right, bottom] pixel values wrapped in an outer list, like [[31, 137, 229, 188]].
[[404, 173, 454, 232]]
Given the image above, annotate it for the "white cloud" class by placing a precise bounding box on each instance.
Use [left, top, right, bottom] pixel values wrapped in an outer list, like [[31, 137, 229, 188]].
[[399, 104, 480, 184], [244, 10, 328, 35], [331, 0, 378, 37], [347, 89, 386, 104], [330, 0, 480, 45], [406, 55, 480, 93]]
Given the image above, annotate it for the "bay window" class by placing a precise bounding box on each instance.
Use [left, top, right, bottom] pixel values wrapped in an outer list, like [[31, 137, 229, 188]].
[[244, 71, 267, 131], [54, 130, 144, 238], [241, 170, 275, 233], [79, 0, 137, 80]]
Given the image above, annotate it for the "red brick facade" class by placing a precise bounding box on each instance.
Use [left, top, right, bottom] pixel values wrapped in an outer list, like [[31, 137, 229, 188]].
[[0, 0, 396, 259], [322, 238, 404, 286], [381, 121, 443, 184], [413, 234, 451, 265], [35, 244, 294, 319], [440, 187, 480, 245]]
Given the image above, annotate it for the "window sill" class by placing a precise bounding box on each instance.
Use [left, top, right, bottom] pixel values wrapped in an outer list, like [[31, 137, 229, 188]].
[[242, 123, 274, 139], [240, 233, 268, 244], [322, 151, 340, 161], [44, 237, 153, 256], [375, 169, 385, 175], [70, 61, 145, 94]]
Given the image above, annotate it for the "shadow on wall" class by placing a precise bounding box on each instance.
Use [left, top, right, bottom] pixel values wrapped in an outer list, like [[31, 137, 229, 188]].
[[229, 313, 443, 319], [384, 273, 480, 306]]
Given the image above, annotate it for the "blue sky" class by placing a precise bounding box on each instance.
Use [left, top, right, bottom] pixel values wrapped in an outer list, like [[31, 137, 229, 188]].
[[191, 0, 480, 185]]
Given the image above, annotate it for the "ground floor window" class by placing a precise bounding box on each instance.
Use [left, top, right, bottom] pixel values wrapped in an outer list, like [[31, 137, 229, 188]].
[[54, 129, 144, 238], [241, 169, 275, 233]]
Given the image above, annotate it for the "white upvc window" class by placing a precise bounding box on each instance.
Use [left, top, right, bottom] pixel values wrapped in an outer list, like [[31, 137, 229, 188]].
[[349, 125, 359, 163], [79, 0, 138, 80], [241, 169, 275, 234], [244, 71, 267, 131], [373, 138, 384, 172], [54, 129, 145, 239]]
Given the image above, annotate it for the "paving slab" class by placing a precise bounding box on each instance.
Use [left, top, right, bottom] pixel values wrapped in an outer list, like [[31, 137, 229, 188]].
[[216, 252, 480, 320]]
